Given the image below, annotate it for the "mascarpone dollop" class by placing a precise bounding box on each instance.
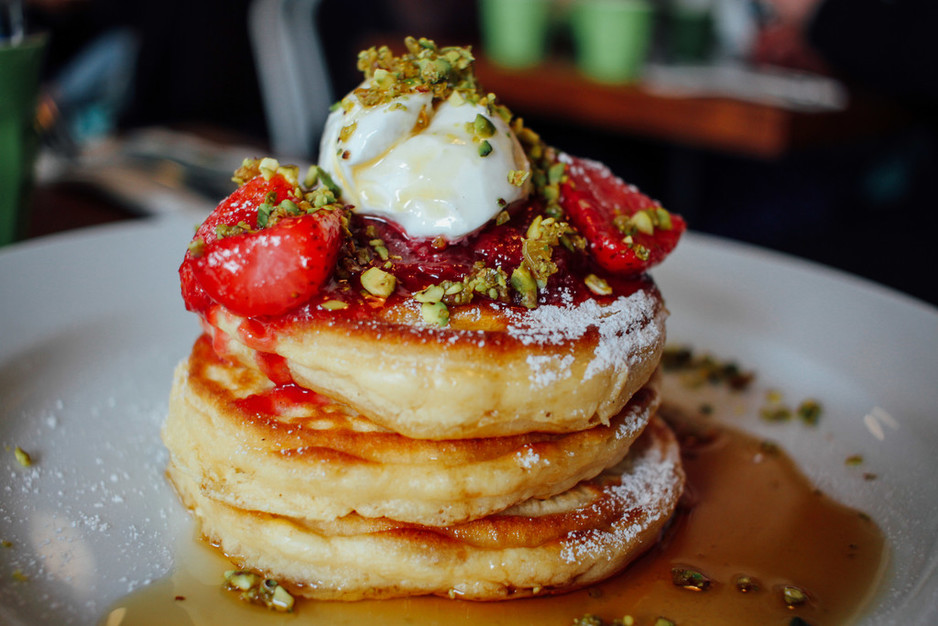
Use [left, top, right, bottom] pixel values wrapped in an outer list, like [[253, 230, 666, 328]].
[[318, 85, 531, 240]]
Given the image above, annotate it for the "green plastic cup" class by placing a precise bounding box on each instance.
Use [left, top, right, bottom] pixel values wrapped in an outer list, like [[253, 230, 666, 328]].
[[667, 6, 713, 63], [479, 0, 552, 69], [570, 0, 653, 84], [0, 35, 45, 246]]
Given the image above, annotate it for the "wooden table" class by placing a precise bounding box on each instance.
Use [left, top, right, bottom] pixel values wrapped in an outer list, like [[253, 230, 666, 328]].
[[474, 57, 899, 159]]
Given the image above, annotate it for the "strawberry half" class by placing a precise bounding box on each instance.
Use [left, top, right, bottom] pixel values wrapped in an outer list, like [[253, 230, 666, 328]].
[[180, 173, 344, 317], [559, 155, 685, 275]]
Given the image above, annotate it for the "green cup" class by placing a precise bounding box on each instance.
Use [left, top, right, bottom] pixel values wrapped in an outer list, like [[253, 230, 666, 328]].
[[570, 0, 653, 84], [667, 6, 713, 63], [0, 35, 45, 246], [479, 0, 553, 69]]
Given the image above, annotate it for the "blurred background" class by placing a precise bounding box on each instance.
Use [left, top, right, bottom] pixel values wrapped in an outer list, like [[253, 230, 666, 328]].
[[14, 0, 938, 305]]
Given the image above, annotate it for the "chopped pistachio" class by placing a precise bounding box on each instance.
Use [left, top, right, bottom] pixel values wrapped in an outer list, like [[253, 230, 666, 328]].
[[629, 210, 655, 235], [321, 300, 348, 310], [215, 221, 253, 239], [572, 615, 603, 626], [797, 399, 822, 425], [361, 267, 396, 298], [270, 584, 295, 611], [443, 281, 463, 296], [478, 140, 493, 157], [258, 157, 280, 180], [12, 570, 28, 582], [510, 265, 538, 309], [584, 274, 613, 296], [224, 570, 257, 591], [339, 122, 357, 143], [414, 284, 445, 303], [303, 164, 320, 188], [187, 238, 206, 258], [735, 574, 759, 593], [1, 540, 12, 548], [495, 210, 510, 225], [845, 454, 864, 466], [654, 619, 676, 626], [633, 243, 650, 261], [13, 446, 31, 467], [223, 570, 295, 612], [612, 617, 635, 626], [761, 404, 793, 422], [421, 301, 449, 326], [671, 567, 711, 591], [508, 169, 530, 187], [782, 584, 808, 607], [655, 206, 673, 230], [473, 114, 496, 138]]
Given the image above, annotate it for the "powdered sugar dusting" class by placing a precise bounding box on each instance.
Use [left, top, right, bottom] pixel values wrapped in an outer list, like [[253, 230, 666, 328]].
[[526, 353, 575, 388], [559, 422, 682, 564], [0, 317, 194, 625], [508, 289, 662, 381]]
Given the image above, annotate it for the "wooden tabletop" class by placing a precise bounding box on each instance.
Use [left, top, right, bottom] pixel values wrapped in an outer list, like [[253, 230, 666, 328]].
[[474, 57, 900, 159]]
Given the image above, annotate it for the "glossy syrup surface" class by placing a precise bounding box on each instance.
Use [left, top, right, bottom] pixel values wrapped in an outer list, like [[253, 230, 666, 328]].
[[101, 395, 886, 626]]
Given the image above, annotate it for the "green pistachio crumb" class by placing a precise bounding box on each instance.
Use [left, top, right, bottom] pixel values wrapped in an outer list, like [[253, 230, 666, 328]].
[[339, 122, 357, 143], [473, 113, 496, 138], [258, 157, 280, 180], [671, 567, 711, 591], [845, 454, 864, 466], [654, 619, 676, 626], [421, 301, 449, 326], [321, 300, 348, 310], [14, 446, 31, 467], [414, 284, 445, 303], [12, 570, 28, 582], [510, 265, 538, 309], [187, 238, 206, 258], [508, 169, 529, 187], [735, 574, 759, 593], [760, 404, 793, 422], [495, 210, 510, 225], [584, 274, 613, 296], [629, 210, 655, 235], [1, 540, 12, 548], [797, 399, 822, 425], [572, 615, 603, 626], [782, 584, 808, 607], [478, 140, 493, 157], [360, 267, 396, 298], [223, 570, 295, 612]]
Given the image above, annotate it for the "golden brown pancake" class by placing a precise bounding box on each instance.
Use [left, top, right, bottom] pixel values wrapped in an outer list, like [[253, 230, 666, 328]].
[[201, 278, 666, 439], [163, 335, 661, 526], [167, 416, 684, 601]]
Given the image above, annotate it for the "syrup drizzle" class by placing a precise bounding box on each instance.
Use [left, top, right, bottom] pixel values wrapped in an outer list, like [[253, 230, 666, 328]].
[[101, 403, 885, 625]]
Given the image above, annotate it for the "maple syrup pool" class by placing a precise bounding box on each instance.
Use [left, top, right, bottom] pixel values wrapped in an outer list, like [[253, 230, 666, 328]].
[[102, 381, 886, 626]]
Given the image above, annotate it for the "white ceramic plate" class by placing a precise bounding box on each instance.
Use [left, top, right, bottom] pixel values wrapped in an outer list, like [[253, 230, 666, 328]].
[[1, 216, 936, 625]]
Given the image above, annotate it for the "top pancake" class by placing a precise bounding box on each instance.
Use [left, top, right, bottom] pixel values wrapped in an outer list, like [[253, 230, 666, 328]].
[[201, 276, 667, 439]]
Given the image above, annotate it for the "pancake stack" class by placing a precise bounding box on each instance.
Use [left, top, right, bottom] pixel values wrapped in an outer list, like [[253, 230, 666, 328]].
[[162, 278, 685, 600]]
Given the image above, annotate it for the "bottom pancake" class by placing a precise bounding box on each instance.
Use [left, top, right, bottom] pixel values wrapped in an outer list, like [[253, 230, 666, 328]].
[[167, 416, 684, 601]]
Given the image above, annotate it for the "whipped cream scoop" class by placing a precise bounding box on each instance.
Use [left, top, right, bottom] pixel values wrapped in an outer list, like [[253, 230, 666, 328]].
[[318, 82, 531, 240]]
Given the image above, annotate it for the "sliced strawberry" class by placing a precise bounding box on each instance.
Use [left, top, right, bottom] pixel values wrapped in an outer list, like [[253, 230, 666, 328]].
[[560, 155, 685, 274], [193, 173, 295, 247], [189, 209, 344, 317]]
